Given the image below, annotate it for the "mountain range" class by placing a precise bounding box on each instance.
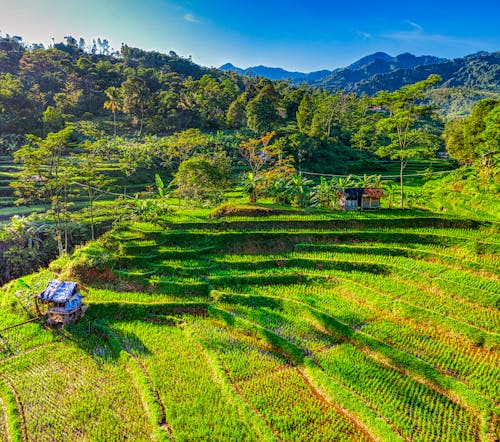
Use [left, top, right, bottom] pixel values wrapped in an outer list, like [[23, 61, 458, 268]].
[[220, 51, 500, 96]]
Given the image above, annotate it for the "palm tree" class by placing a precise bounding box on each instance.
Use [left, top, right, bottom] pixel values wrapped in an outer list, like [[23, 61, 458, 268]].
[[103, 86, 122, 138]]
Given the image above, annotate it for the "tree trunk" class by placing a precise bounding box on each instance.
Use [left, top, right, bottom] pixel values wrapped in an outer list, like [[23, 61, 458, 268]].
[[113, 110, 117, 139], [89, 189, 95, 241], [139, 104, 144, 136], [249, 190, 256, 203], [63, 184, 69, 253], [400, 159, 405, 209], [53, 205, 63, 255]]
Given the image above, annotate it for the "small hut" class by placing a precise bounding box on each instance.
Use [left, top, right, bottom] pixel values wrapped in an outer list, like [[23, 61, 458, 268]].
[[340, 188, 364, 211], [361, 188, 385, 210], [340, 188, 385, 211], [37, 280, 87, 326]]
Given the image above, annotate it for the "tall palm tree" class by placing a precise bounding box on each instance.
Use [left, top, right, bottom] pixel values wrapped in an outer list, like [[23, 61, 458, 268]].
[[103, 86, 122, 139]]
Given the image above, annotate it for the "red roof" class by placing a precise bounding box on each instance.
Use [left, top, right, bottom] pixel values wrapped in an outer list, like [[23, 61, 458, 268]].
[[363, 188, 385, 198]]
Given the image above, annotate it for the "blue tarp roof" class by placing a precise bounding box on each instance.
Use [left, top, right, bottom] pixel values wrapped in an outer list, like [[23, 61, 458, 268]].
[[38, 280, 79, 303]]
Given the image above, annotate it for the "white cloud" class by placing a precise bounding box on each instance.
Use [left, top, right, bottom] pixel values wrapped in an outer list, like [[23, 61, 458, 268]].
[[356, 30, 373, 39], [405, 20, 423, 32], [183, 13, 200, 23], [383, 21, 485, 48]]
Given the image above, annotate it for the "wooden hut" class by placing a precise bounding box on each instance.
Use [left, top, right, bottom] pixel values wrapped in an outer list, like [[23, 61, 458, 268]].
[[361, 188, 385, 210], [340, 188, 385, 211], [340, 188, 364, 211], [37, 280, 87, 326]]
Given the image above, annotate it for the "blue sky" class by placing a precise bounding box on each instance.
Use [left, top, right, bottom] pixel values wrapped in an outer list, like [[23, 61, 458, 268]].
[[1, 0, 498, 72]]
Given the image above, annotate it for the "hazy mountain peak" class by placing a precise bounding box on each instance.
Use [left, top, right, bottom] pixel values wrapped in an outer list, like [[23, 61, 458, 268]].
[[219, 62, 239, 70], [346, 52, 392, 70]]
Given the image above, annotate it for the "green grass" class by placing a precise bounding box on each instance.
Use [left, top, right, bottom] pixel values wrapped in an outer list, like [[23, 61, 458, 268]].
[[1, 206, 499, 441]]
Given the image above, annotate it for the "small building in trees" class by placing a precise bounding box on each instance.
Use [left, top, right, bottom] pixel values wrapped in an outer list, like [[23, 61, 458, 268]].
[[37, 280, 87, 326], [340, 188, 385, 211]]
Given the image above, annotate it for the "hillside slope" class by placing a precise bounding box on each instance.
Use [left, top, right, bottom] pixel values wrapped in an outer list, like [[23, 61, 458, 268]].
[[1, 212, 499, 441]]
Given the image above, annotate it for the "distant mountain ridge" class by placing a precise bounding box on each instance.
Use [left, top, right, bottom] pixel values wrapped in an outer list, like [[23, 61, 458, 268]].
[[220, 52, 446, 84], [219, 63, 331, 82], [220, 51, 499, 95]]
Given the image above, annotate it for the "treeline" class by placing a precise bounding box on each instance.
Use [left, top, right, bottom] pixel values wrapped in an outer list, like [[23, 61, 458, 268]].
[[0, 35, 439, 168]]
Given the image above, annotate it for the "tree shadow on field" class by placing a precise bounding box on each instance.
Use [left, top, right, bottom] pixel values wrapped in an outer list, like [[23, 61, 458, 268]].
[[57, 301, 209, 363], [215, 293, 283, 310], [309, 308, 451, 393], [223, 258, 391, 275]]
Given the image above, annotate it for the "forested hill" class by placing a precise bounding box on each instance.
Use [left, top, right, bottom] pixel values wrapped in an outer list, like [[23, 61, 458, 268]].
[[0, 36, 259, 137], [327, 52, 500, 95], [0, 35, 497, 149], [221, 51, 499, 95]]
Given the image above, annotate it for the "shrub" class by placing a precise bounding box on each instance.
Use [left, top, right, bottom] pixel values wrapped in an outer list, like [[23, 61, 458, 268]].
[[210, 203, 291, 218]]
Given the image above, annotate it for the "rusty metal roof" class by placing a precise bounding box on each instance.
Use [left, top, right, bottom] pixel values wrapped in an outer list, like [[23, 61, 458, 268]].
[[363, 188, 385, 198]]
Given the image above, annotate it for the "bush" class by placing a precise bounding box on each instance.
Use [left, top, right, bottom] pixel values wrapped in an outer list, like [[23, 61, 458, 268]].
[[210, 203, 291, 218]]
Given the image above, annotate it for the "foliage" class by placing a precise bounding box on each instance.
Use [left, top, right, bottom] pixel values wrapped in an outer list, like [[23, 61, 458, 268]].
[[444, 98, 499, 170], [0, 216, 56, 284], [175, 154, 231, 205], [286, 173, 313, 207], [12, 127, 76, 254], [246, 83, 281, 134], [310, 177, 338, 209], [374, 74, 442, 208], [423, 166, 500, 219], [237, 131, 277, 203]]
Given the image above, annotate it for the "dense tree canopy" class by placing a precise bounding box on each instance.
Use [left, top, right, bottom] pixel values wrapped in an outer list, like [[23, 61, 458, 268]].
[[444, 98, 499, 168]]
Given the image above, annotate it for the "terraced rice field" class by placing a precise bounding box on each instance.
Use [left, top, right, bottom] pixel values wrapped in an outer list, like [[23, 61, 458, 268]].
[[0, 213, 499, 441]]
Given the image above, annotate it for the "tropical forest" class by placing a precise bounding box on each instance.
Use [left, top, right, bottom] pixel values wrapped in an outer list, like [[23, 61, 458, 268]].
[[0, 6, 499, 441]]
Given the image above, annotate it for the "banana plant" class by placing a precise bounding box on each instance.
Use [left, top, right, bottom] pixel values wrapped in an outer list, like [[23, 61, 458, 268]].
[[241, 171, 262, 203], [311, 176, 337, 208], [287, 173, 313, 207]]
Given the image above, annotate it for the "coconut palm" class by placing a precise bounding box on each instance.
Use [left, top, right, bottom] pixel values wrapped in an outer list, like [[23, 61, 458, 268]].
[[103, 86, 122, 138]]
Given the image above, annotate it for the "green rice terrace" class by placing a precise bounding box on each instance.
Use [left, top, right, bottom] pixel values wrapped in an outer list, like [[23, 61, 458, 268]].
[[0, 211, 499, 441]]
